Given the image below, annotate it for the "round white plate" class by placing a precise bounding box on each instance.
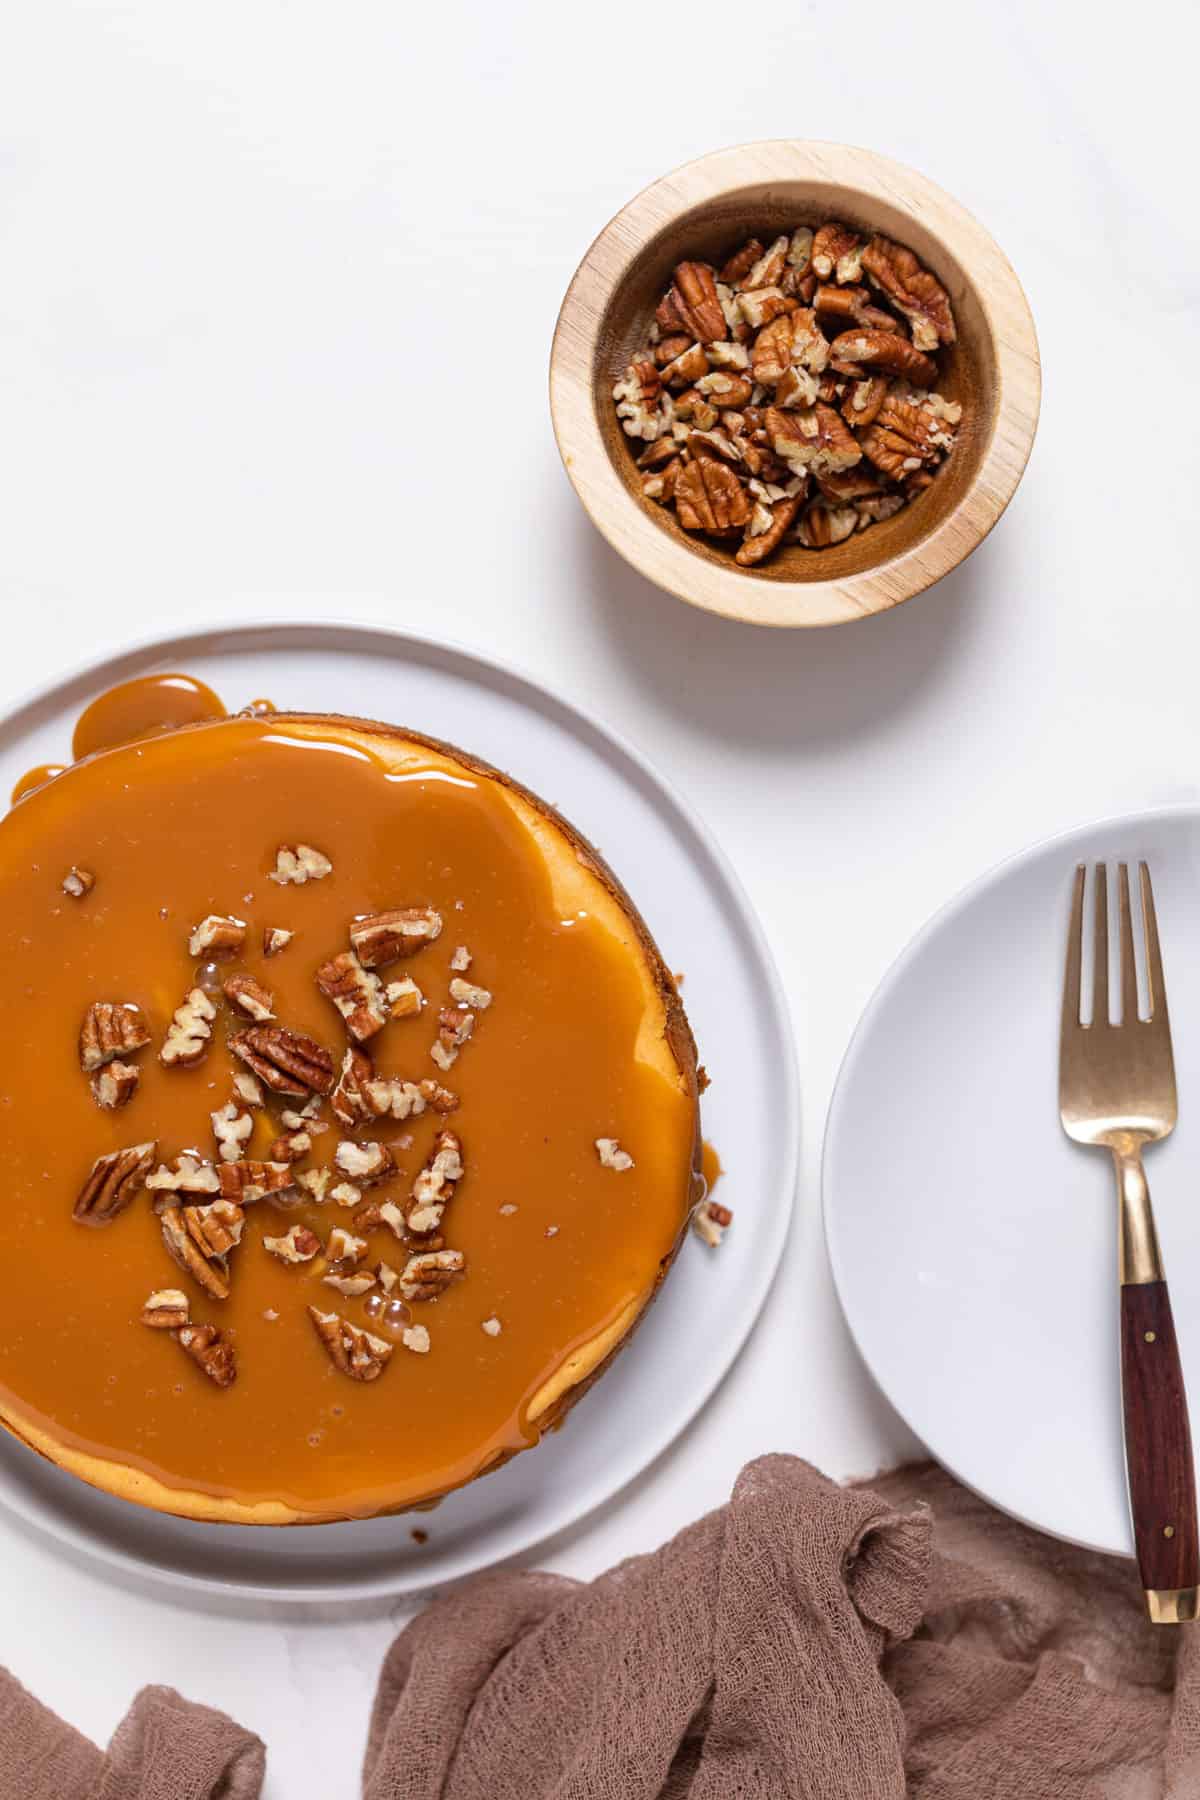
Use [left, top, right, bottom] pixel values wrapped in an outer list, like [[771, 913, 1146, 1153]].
[[825, 805, 1200, 1559], [0, 622, 798, 1601]]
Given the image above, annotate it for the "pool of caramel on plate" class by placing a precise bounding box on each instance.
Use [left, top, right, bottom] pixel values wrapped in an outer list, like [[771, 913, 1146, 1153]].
[[0, 716, 694, 1516]]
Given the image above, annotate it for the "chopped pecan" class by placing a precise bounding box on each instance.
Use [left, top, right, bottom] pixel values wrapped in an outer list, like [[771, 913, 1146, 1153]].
[[160, 1203, 230, 1300], [232, 1069, 265, 1107], [398, 1248, 465, 1303], [856, 494, 907, 526], [334, 1139, 395, 1186], [146, 1153, 220, 1196], [789, 309, 832, 374], [665, 261, 725, 343], [223, 973, 275, 1022], [160, 988, 216, 1068], [859, 397, 955, 479], [841, 376, 889, 429], [613, 359, 667, 439], [296, 1166, 331, 1204], [375, 1198, 408, 1239], [811, 222, 862, 284], [316, 951, 387, 1042], [269, 1130, 311, 1163], [448, 976, 491, 1012], [719, 236, 764, 285], [175, 1322, 236, 1387], [781, 267, 817, 303], [263, 926, 293, 957], [79, 1002, 150, 1073], [264, 1224, 321, 1264], [74, 1141, 156, 1225], [774, 366, 819, 410], [269, 844, 332, 886], [796, 500, 860, 548], [687, 427, 742, 466], [185, 1198, 246, 1258], [738, 286, 793, 332], [384, 977, 423, 1019], [324, 1271, 377, 1298], [658, 342, 708, 391], [229, 1023, 335, 1096], [217, 1159, 296, 1202], [332, 1181, 362, 1208], [814, 284, 900, 336], [750, 314, 794, 385], [350, 906, 443, 968], [308, 1307, 393, 1381], [364, 1073, 457, 1120], [706, 340, 751, 371], [738, 234, 789, 291], [672, 389, 718, 431], [652, 331, 693, 368], [402, 1324, 431, 1354], [331, 1046, 375, 1126], [695, 370, 754, 411], [91, 1060, 140, 1111], [861, 235, 955, 350], [736, 497, 801, 567], [674, 459, 752, 536], [211, 1100, 253, 1162], [481, 1316, 502, 1337], [827, 329, 937, 385], [786, 227, 814, 276], [62, 866, 95, 899], [817, 467, 897, 503], [188, 915, 246, 959], [768, 404, 862, 476], [407, 1130, 463, 1235], [431, 1008, 474, 1072], [377, 1260, 399, 1295], [595, 1137, 634, 1171], [693, 1198, 734, 1248], [141, 1288, 189, 1329]]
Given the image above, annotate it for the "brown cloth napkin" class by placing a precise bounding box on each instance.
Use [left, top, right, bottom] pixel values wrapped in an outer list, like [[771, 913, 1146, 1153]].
[[4, 1455, 1200, 1797]]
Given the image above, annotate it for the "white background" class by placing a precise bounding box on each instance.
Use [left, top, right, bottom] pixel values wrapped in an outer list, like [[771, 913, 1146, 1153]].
[[0, 2, 1194, 1792]]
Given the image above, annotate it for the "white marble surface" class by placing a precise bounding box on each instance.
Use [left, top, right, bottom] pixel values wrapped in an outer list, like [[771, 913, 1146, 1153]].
[[0, 1, 1193, 1792]]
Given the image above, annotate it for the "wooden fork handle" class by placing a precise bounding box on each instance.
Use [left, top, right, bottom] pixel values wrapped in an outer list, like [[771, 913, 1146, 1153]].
[[1120, 1280, 1200, 1620]]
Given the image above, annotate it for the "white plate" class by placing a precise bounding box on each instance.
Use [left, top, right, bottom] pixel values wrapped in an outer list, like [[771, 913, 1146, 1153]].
[[0, 622, 797, 1601], [825, 805, 1200, 1559]]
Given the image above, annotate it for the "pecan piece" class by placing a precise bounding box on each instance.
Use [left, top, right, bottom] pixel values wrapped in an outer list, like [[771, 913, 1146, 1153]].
[[407, 1130, 463, 1235], [401, 1324, 431, 1355], [861, 235, 955, 350], [79, 1002, 150, 1073], [859, 398, 954, 479], [269, 1130, 311, 1163], [855, 494, 907, 527], [160, 988, 216, 1068], [431, 1007, 474, 1071], [350, 906, 443, 968], [331, 1046, 375, 1126], [62, 866, 95, 899], [719, 236, 764, 285], [768, 404, 862, 477], [448, 976, 491, 1012], [212, 1101, 253, 1163], [316, 951, 387, 1042], [223, 973, 275, 1022], [324, 1270, 377, 1298], [736, 497, 801, 567], [263, 927, 293, 957], [613, 358, 667, 440], [665, 261, 726, 343], [841, 376, 889, 429], [91, 1060, 140, 1111], [188, 914, 246, 959], [827, 329, 937, 386], [269, 844, 332, 885], [693, 1198, 734, 1248], [384, 977, 423, 1019], [789, 309, 831, 374], [263, 1224, 321, 1264], [737, 286, 793, 331], [185, 1198, 246, 1258], [695, 371, 754, 411], [595, 1137, 634, 1171], [307, 1307, 393, 1381], [364, 1073, 457, 1120], [141, 1288, 189, 1329], [811, 222, 862, 284], [233, 1069, 265, 1107], [796, 500, 860, 548], [217, 1160, 296, 1202], [674, 459, 752, 536], [398, 1248, 465, 1303], [229, 1024, 335, 1096], [652, 331, 693, 368], [738, 234, 789, 292], [175, 1322, 236, 1387], [160, 1203, 230, 1300], [146, 1153, 220, 1196], [816, 468, 897, 503], [334, 1139, 395, 1186], [658, 342, 708, 391], [74, 1141, 156, 1225], [750, 314, 794, 385]]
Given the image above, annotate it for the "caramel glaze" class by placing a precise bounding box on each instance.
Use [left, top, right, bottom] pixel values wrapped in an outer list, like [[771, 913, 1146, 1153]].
[[71, 672, 227, 760], [0, 717, 697, 1520], [701, 1140, 723, 1197], [11, 764, 67, 805]]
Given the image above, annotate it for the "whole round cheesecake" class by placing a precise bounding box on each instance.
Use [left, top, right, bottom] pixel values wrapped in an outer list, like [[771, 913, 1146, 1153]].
[[0, 713, 701, 1523]]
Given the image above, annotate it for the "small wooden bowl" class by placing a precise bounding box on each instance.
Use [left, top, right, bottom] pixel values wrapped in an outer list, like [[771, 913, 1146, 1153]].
[[550, 142, 1040, 629]]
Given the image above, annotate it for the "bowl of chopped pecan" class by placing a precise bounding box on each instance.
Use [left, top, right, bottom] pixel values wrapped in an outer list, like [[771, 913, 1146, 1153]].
[[550, 142, 1040, 628]]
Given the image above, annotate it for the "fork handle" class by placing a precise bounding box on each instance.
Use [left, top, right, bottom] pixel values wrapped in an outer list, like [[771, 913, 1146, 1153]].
[[1121, 1279, 1199, 1620]]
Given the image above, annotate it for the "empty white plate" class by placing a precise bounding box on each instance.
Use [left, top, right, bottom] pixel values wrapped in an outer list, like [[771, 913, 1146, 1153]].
[[824, 805, 1200, 1558]]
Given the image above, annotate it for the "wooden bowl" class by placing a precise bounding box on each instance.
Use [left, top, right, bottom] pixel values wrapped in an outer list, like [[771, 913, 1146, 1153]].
[[550, 142, 1040, 629]]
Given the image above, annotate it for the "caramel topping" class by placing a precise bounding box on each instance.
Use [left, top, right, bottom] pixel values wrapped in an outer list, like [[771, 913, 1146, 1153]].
[[71, 672, 227, 760], [0, 714, 697, 1520]]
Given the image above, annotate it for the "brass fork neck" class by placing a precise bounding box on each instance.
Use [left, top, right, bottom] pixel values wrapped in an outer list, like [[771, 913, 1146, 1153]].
[[1113, 1141, 1164, 1286]]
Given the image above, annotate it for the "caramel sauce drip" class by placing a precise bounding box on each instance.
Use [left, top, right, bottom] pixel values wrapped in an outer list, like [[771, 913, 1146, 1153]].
[[701, 1140, 723, 1197], [0, 715, 695, 1518], [72, 672, 227, 760], [11, 763, 67, 805]]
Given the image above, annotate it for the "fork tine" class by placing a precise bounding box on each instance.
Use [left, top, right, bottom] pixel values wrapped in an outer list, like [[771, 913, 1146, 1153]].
[[1062, 863, 1085, 1036], [1140, 862, 1169, 1028], [1094, 862, 1109, 1026], [1118, 863, 1138, 1025]]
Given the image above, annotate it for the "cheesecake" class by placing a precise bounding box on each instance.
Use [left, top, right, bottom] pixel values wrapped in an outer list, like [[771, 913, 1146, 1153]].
[[0, 712, 701, 1523]]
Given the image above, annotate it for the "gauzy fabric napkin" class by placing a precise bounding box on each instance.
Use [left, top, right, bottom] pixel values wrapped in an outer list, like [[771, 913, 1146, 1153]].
[[4, 1454, 1200, 1798]]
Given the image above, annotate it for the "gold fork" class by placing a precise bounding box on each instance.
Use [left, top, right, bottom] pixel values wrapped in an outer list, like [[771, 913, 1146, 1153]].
[[1060, 861, 1198, 1622]]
